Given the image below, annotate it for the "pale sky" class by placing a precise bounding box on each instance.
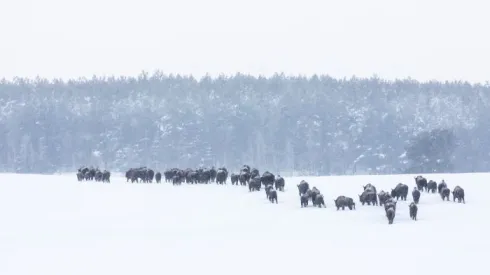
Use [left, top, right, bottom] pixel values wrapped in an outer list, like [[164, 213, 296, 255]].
[[1, 0, 489, 83]]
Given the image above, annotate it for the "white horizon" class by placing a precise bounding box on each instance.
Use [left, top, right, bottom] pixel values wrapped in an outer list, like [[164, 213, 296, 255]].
[[1, 0, 489, 84]]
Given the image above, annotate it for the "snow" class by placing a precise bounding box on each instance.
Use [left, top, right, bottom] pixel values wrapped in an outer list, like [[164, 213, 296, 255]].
[[0, 172, 487, 275]]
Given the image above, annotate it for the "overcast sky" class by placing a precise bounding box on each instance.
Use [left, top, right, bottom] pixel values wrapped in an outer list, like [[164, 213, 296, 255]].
[[0, 0, 489, 83]]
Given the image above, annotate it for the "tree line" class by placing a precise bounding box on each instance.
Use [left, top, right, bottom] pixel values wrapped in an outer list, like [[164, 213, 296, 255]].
[[0, 72, 489, 175]]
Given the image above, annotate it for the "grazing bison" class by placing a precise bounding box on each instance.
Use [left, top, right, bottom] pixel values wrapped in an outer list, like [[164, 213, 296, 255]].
[[313, 194, 325, 208], [386, 207, 396, 224], [452, 186, 465, 203], [300, 193, 309, 207], [427, 180, 437, 193], [414, 176, 428, 192], [297, 180, 309, 196], [391, 183, 409, 201], [274, 176, 285, 191], [412, 187, 420, 204], [440, 187, 450, 201], [378, 191, 392, 206], [230, 173, 239, 185], [438, 180, 447, 194], [359, 190, 378, 206], [334, 196, 355, 210], [155, 172, 162, 183], [409, 202, 418, 221]]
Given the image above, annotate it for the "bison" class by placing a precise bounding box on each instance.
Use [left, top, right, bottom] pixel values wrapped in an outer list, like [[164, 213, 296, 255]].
[[155, 172, 162, 183], [440, 187, 450, 201], [359, 190, 378, 206], [452, 186, 465, 203], [313, 194, 326, 208], [231, 173, 239, 185], [391, 183, 408, 201], [300, 193, 309, 207], [438, 180, 447, 194], [334, 196, 355, 210], [274, 176, 285, 191], [427, 180, 437, 193], [248, 177, 261, 192], [378, 191, 392, 206], [414, 175, 428, 192], [297, 180, 309, 196], [409, 202, 418, 221], [412, 187, 420, 204], [386, 207, 396, 224]]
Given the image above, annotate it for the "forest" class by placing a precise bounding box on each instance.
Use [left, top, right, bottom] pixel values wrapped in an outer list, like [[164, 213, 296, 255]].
[[0, 72, 488, 175]]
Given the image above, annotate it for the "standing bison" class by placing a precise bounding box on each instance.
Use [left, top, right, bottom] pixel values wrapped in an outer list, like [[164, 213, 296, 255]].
[[378, 191, 392, 206], [216, 168, 228, 185], [239, 170, 251, 186], [230, 173, 239, 185], [268, 189, 278, 204], [412, 187, 420, 204], [438, 180, 447, 194], [102, 170, 111, 183], [248, 177, 261, 192], [391, 183, 408, 201], [313, 194, 326, 208], [155, 172, 162, 183], [297, 180, 309, 196], [427, 180, 437, 193], [274, 176, 285, 191], [440, 187, 450, 201], [414, 176, 428, 192], [409, 202, 418, 221], [386, 207, 396, 224], [300, 193, 309, 207], [359, 189, 378, 206], [260, 171, 275, 187], [452, 186, 465, 203]]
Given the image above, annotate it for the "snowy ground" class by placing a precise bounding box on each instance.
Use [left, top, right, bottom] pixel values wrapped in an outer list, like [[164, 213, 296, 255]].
[[0, 172, 487, 275]]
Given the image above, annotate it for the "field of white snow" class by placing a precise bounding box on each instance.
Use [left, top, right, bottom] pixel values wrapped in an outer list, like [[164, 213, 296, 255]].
[[0, 172, 486, 275]]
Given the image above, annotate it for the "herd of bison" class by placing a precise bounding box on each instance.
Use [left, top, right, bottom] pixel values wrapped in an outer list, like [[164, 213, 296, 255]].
[[76, 165, 466, 225]]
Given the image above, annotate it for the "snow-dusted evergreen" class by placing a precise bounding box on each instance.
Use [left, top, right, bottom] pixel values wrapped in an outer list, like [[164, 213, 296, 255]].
[[1, 72, 489, 174]]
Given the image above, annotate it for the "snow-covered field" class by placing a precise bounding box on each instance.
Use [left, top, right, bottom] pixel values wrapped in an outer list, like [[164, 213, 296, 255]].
[[0, 172, 487, 275]]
